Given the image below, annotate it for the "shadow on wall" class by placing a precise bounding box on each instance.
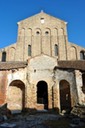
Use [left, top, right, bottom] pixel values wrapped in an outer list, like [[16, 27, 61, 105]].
[[0, 103, 73, 120], [0, 103, 60, 116], [0, 103, 11, 117]]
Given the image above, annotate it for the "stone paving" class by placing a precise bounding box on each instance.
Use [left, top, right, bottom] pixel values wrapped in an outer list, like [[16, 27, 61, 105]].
[[14, 114, 60, 128], [0, 113, 60, 128]]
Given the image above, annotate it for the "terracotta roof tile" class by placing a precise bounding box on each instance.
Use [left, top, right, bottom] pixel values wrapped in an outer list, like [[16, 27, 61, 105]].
[[0, 60, 85, 71], [58, 60, 85, 70], [0, 61, 27, 70]]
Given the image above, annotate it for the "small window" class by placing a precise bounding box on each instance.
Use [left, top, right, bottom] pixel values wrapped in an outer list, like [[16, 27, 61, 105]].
[[2, 51, 6, 62], [40, 18, 44, 24], [28, 45, 31, 56], [80, 51, 85, 60], [36, 31, 40, 35], [55, 44, 58, 56], [45, 31, 49, 35]]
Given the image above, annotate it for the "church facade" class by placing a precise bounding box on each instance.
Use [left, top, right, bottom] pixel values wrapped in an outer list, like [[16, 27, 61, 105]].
[[0, 12, 85, 113]]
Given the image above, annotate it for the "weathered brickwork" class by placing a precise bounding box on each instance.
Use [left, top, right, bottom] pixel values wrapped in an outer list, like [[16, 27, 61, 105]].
[[0, 12, 85, 113], [0, 71, 7, 104]]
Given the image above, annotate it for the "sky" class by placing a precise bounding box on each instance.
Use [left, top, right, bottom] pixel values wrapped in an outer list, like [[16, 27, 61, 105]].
[[0, 0, 85, 48]]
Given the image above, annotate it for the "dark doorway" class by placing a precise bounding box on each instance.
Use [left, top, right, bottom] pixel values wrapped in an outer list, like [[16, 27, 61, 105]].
[[60, 80, 71, 111], [37, 81, 48, 109]]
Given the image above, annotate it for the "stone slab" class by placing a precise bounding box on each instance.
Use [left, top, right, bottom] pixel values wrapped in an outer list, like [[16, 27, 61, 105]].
[[0, 123, 16, 128]]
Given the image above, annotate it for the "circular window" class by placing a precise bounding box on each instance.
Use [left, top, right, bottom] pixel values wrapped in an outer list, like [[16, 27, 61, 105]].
[[36, 31, 40, 34], [45, 31, 49, 34]]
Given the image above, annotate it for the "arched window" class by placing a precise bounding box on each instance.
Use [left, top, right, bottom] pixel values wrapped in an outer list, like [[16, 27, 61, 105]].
[[28, 45, 31, 56], [55, 44, 58, 56], [70, 46, 77, 60], [2, 51, 6, 62], [36, 31, 40, 35], [45, 31, 49, 35], [80, 51, 85, 60]]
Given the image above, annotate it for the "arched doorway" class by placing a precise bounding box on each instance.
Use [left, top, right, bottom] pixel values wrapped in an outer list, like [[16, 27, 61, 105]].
[[8, 80, 25, 113], [37, 81, 48, 109], [59, 80, 71, 111]]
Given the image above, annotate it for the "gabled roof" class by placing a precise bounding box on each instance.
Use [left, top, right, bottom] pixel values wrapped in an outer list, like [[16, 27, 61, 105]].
[[18, 11, 66, 24]]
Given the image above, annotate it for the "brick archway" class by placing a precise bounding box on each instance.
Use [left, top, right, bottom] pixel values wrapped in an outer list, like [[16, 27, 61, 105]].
[[8, 80, 25, 113], [37, 81, 48, 109], [59, 80, 71, 111]]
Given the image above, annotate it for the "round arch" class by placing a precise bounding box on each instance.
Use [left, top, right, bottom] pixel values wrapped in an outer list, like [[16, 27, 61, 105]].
[[36, 81, 48, 109], [70, 46, 77, 60], [2, 51, 6, 62], [8, 80, 25, 112], [80, 51, 85, 60], [59, 80, 71, 111]]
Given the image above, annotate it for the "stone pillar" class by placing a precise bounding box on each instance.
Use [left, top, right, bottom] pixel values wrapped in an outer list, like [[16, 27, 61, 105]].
[[25, 82, 31, 108], [48, 87, 52, 109], [53, 85, 59, 112], [53, 80, 60, 112], [75, 70, 83, 105], [58, 28, 66, 60], [31, 85, 36, 108], [25, 84, 28, 108], [26, 84, 36, 109]]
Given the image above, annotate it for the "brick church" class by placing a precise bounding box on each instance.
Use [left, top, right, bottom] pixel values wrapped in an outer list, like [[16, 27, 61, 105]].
[[0, 11, 85, 113]]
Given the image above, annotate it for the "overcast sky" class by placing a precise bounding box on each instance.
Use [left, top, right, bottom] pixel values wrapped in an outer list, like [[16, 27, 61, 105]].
[[0, 0, 85, 48]]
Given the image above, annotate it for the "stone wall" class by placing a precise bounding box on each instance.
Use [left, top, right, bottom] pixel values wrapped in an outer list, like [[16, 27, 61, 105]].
[[27, 55, 57, 110], [67, 42, 85, 60], [53, 69, 78, 111], [0, 12, 85, 112], [0, 71, 8, 105], [75, 70, 85, 105], [15, 12, 68, 61], [6, 68, 27, 112], [0, 62, 83, 112], [0, 12, 85, 62], [0, 43, 16, 61]]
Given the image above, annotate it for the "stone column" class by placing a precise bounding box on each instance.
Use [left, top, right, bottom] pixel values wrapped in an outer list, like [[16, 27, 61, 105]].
[[48, 86, 52, 109], [53, 80, 60, 112], [75, 70, 83, 105], [58, 29, 66, 60]]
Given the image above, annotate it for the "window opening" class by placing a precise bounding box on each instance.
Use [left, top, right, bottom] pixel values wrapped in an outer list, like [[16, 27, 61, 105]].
[[55, 44, 58, 56], [2, 51, 6, 62], [40, 18, 44, 24], [45, 31, 49, 34], [28, 45, 31, 56], [80, 51, 85, 60], [36, 31, 40, 35]]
